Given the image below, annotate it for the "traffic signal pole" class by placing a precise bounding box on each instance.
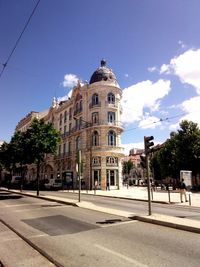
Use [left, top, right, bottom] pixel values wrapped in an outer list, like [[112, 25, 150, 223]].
[[144, 136, 154, 216], [146, 153, 152, 215]]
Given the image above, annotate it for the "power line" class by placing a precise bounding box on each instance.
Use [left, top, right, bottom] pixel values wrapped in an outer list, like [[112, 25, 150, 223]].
[[0, 0, 41, 79], [123, 111, 199, 133]]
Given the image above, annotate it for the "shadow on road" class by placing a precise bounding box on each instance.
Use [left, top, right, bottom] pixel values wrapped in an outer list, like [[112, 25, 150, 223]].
[[0, 192, 23, 200]]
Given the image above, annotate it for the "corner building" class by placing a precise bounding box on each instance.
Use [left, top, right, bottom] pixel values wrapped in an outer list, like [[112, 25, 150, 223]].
[[16, 60, 124, 190]]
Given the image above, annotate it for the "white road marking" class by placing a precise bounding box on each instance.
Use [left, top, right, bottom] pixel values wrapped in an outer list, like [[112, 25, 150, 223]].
[[95, 244, 148, 267], [28, 234, 48, 238]]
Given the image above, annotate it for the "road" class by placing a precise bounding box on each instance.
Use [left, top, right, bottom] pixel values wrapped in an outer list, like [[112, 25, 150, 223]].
[[0, 191, 199, 267], [37, 190, 200, 221]]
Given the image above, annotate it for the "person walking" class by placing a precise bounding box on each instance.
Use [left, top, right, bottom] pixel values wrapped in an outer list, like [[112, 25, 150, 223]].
[[180, 178, 188, 203]]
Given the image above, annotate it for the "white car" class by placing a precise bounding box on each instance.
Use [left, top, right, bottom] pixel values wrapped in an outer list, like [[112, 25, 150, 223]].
[[44, 178, 62, 190]]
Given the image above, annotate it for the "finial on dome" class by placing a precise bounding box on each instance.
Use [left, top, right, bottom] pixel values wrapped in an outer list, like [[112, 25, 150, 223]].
[[101, 59, 107, 67]]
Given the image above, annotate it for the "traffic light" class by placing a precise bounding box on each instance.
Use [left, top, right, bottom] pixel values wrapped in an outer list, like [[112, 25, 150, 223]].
[[144, 136, 154, 154], [140, 155, 146, 169]]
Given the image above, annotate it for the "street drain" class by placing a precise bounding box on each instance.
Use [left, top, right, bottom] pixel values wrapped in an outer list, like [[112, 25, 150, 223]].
[[96, 219, 122, 224]]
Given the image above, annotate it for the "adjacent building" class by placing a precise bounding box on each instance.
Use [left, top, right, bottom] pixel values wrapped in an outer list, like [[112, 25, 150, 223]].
[[16, 60, 124, 190]]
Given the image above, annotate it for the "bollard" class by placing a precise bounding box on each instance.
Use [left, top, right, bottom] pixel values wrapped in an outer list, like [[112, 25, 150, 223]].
[[188, 192, 192, 206], [151, 187, 153, 200], [168, 189, 171, 203]]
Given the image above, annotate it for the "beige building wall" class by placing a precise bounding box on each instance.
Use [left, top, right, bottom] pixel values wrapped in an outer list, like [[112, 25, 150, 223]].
[[15, 60, 124, 190]]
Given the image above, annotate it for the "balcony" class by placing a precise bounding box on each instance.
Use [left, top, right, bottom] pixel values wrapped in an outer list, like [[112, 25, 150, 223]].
[[89, 102, 101, 109]]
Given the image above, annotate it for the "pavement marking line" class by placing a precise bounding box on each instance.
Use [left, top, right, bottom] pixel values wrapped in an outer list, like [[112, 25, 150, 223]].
[[28, 234, 48, 238], [95, 244, 148, 267]]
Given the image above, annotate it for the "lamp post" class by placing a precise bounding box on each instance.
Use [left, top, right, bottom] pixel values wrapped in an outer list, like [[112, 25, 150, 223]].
[[74, 116, 92, 191]]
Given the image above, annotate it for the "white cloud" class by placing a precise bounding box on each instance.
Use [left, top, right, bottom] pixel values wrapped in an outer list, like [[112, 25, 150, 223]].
[[148, 66, 157, 72], [125, 73, 129, 78], [160, 64, 170, 74], [178, 40, 186, 49], [62, 74, 79, 88], [57, 89, 72, 102], [121, 79, 171, 125], [138, 115, 162, 129], [160, 49, 200, 94], [169, 96, 200, 130]]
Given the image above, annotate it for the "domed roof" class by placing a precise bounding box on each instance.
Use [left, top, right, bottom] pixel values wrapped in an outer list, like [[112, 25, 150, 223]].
[[89, 59, 118, 85]]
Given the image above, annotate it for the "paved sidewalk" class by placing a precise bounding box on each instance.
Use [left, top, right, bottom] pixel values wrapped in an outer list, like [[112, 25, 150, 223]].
[[1, 187, 200, 234], [78, 186, 200, 207]]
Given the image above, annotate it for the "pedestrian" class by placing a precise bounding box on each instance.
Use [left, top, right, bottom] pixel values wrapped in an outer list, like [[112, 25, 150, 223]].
[[179, 178, 188, 203], [106, 181, 110, 191]]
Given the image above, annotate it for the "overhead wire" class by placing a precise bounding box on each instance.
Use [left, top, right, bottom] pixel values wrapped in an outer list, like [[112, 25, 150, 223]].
[[0, 0, 41, 79], [123, 110, 200, 133]]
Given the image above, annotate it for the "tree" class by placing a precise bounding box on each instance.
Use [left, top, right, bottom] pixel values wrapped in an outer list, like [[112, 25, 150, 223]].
[[25, 118, 61, 196], [123, 160, 134, 176], [151, 120, 200, 185]]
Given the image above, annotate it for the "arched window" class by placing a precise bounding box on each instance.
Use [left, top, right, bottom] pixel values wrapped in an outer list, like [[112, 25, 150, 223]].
[[69, 107, 72, 120], [108, 92, 115, 104], [92, 93, 99, 106], [92, 130, 99, 146], [108, 130, 116, 146], [76, 102, 79, 112], [76, 136, 81, 150], [79, 100, 82, 111], [108, 112, 115, 123]]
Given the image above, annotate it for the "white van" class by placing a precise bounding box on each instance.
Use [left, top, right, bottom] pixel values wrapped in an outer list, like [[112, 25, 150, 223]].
[[44, 178, 62, 190], [11, 176, 22, 185]]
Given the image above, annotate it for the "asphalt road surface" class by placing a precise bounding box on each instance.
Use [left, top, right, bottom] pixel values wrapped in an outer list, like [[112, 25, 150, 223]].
[[0, 191, 199, 267], [37, 190, 200, 221]]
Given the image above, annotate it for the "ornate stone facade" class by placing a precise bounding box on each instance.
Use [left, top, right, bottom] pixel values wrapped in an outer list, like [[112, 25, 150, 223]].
[[16, 60, 124, 190]]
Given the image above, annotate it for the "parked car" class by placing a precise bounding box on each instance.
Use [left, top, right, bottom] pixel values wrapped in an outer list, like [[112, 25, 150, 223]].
[[44, 178, 62, 190]]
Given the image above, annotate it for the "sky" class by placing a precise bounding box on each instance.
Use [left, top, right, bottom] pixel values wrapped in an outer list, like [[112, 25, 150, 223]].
[[1, 0, 200, 155]]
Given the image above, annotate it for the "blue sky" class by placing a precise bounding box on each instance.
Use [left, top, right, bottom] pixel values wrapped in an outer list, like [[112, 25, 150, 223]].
[[1, 0, 200, 155]]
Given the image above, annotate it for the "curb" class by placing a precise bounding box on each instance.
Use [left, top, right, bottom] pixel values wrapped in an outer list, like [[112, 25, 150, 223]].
[[134, 215, 200, 234], [1, 189, 200, 234]]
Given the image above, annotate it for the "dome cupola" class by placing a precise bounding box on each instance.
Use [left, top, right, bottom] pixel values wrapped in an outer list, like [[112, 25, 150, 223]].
[[89, 59, 118, 85]]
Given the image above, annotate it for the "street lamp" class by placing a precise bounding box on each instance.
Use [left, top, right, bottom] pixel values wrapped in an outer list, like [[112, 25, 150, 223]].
[[73, 116, 92, 191]]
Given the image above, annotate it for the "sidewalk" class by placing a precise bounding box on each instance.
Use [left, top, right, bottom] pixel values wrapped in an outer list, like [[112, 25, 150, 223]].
[[78, 186, 200, 207], [1, 187, 200, 234]]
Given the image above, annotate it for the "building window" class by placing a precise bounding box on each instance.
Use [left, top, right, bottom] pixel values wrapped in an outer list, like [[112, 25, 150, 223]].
[[76, 136, 81, 150], [108, 92, 115, 104], [63, 143, 66, 155], [92, 112, 99, 125], [108, 130, 116, 146], [108, 112, 115, 124], [64, 111, 67, 123], [59, 113, 62, 125], [68, 141, 71, 154], [76, 102, 79, 113], [106, 157, 118, 166], [79, 117, 82, 129], [64, 125, 66, 134], [69, 107, 72, 120], [92, 157, 101, 166], [69, 123, 71, 133], [92, 93, 99, 106], [80, 100, 82, 112], [92, 130, 99, 146]]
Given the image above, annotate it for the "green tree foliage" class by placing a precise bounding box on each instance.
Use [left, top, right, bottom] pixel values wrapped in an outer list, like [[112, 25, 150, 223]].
[[152, 120, 200, 181], [25, 118, 61, 195], [123, 160, 134, 175], [0, 118, 60, 194]]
